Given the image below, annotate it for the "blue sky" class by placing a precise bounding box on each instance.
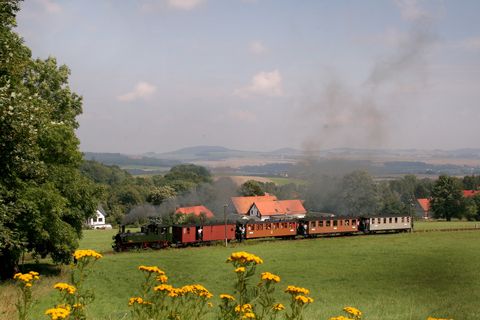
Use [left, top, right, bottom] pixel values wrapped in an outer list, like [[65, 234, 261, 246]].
[[17, 0, 480, 154]]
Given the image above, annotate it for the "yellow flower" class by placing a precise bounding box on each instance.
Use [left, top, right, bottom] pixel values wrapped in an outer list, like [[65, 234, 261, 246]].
[[329, 317, 351, 320], [156, 275, 168, 283], [343, 306, 362, 318], [285, 285, 310, 296], [227, 252, 263, 265], [45, 306, 70, 320], [153, 284, 174, 293], [73, 303, 83, 309], [54, 282, 76, 295], [242, 312, 256, 319], [73, 249, 102, 260], [138, 265, 166, 275], [220, 294, 235, 301], [260, 272, 281, 283], [427, 318, 453, 320], [128, 297, 144, 306], [294, 295, 314, 304], [273, 303, 285, 311], [235, 304, 253, 313], [235, 267, 246, 273]]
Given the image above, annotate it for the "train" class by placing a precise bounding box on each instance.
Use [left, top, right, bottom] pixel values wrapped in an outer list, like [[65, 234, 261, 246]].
[[112, 214, 413, 252]]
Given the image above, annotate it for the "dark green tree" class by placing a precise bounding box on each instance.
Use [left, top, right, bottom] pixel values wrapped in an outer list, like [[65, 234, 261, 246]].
[[0, 1, 100, 279], [147, 185, 177, 205], [239, 180, 265, 196], [338, 171, 381, 215], [430, 175, 464, 221]]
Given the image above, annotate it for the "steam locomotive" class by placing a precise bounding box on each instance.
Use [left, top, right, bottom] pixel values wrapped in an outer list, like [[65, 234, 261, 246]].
[[112, 214, 412, 252]]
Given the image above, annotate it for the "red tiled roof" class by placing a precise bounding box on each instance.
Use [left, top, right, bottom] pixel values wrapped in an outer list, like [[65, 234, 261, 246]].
[[463, 190, 480, 197], [417, 198, 430, 212], [253, 200, 306, 216], [231, 194, 278, 215], [175, 206, 214, 218]]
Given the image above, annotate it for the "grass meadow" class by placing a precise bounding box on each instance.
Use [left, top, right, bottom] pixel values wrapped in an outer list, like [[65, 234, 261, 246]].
[[1, 225, 480, 319]]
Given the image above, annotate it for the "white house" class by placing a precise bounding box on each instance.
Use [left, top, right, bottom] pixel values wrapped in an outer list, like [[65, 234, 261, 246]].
[[87, 207, 112, 229]]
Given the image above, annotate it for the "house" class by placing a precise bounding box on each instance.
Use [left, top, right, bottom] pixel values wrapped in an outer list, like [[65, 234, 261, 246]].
[[248, 200, 307, 221], [175, 205, 214, 219], [87, 207, 112, 229], [230, 194, 278, 215], [463, 190, 480, 197]]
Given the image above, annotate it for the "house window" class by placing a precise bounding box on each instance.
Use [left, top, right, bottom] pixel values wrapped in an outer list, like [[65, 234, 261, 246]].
[[98, 217, 103, 223]]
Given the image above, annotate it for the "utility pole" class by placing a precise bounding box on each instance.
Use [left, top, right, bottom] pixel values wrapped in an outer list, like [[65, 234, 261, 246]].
[[224, 204, 228, 247]]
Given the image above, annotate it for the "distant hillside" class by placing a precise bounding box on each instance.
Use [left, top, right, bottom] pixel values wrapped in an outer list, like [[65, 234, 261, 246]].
[[83, 152, 180, 168]]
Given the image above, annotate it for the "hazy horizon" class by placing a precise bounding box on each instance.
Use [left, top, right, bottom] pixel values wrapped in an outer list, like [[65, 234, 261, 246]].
[[17, 0, 480, 154]]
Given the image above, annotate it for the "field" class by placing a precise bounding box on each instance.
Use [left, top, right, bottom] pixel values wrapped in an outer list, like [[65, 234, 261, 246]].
[[2, 226, 480, 319]]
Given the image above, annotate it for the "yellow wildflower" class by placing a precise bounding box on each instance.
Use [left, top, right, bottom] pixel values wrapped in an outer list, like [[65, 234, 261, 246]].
[[329, 317, 351, 320], [138, 265, 165, 275], [427, 318, 453, 320], [128, 297, 144, 306], [73, 249, 102, 260], [156, 275, 168, 283], [227, 251, 263, 265], [285, 285, 310, 295], [344, 306, 362, 318], [273, 303, 285, 311], [242, 312, 256, 319], [220, 294, 235, 301], [235, 304, 253, 313], [294, 295, 314, 304], [260, 272, 280, 283], [54, 282, 76, 295], [235, 267, 246, 273], [45, 306, 70, 320], [153, 284, 174, 293]]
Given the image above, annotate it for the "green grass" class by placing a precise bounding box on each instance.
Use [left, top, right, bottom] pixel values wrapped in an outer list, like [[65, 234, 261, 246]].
[[414, 220, 480, 231], [2, 229, 480, 319]]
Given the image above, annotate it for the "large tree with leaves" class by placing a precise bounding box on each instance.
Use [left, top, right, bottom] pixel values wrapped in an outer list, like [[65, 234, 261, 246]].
[[0, 1, 100, 279], [430, 175, 464, 221]]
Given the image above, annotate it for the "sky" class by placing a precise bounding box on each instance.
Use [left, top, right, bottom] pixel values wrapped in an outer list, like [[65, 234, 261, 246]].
[[16, 0, 480, 154]]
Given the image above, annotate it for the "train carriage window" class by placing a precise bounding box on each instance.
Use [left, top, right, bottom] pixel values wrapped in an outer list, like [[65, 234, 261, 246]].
[[383, 218, 387, 223], [333, 220, 338, 227], [186, 228, 190, 234], [275, 223, 279, 229], [266, 224, 271, 230], [401, 217, 405, 223], [407, 217, 410, 222], [283, 223, 287, 228], [248, 225, 252, 231], [339, 220, 343, 226], [389, 217, 392, 223], [310, 221, 316, 228], [326, 220, 331, 227], [395, 217, 398, 223], [345, 220, 350, 226], [377, 218, 381, 224], [352, 220, 357, 226], [319, 221, 324, 227]]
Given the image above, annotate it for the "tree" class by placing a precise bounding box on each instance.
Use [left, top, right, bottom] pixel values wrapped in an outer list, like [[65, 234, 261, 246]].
[[0, 1, 100, 279], [338, 171, 381, 216], [430, 175, 464, 221], [239, 180, 265, 196], [147, 185, 177, 205]]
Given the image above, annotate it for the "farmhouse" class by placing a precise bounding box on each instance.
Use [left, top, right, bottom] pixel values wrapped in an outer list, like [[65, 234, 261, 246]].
[[230, 194, 278, 215], [416, 190, 480, 219], [87, 207, 112, 229], [175, 205, 214, 218], [247, 199, 307, 221]]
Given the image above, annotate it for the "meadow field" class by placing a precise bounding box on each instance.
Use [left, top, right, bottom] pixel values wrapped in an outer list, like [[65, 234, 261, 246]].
[[1, 226, 480, 319]]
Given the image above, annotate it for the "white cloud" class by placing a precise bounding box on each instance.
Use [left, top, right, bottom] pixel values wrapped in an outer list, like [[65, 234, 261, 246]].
[[167, 0, 205, 10], [249, 41, 268, 55], [34, 0, 62, 14], [394, 0, 429, 21], [117, 82, 157, 102], [235, 70, 283, 97]]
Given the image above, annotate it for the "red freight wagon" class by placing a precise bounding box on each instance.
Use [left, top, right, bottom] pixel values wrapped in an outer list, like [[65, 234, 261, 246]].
[[202, 224, 236, 241], [244, 221, 297, 239], [172, 225, 197, 244], [300, 217, 359, 235]]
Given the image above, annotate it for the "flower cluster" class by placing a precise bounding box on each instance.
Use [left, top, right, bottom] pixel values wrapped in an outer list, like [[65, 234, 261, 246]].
[[285, 285, 310, 296], [235, 303, 256, 319], [427, 318, 453, 320], [273, 303, 285, 311], [45, 306, 70, 320], [329, 316, 352, 320], [53, 282, 76, 295], [294, 295, 314, 305], [138, 265, 166, 275], [73, 249, 102, 260], [153, 283, 213, 299], [156, 274, 168, 283], [128, 297, 152, 306], [220, 294, 235, 301], [344, 306, 362, 318], [13, 271, 40, 287], [260, 272, 281, 283], [235, 267, 246, 273], [226, 251, 263, 265]]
